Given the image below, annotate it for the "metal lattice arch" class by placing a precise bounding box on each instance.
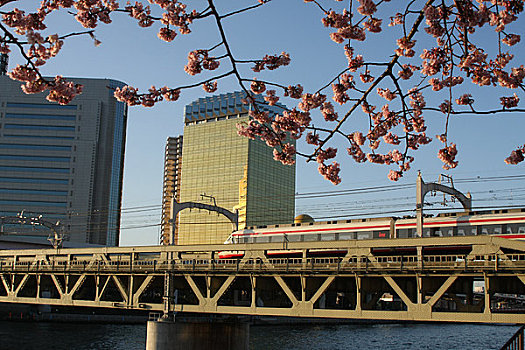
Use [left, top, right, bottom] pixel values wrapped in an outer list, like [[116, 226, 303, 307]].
[[416, 172, 472, 237], [168, 201, 239, 245]]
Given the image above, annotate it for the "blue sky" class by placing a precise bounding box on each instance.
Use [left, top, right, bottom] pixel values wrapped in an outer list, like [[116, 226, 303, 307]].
[[4, 1, 525, 245]]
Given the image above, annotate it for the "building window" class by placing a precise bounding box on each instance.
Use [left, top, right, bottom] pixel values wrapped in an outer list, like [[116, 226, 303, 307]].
[[0, 199, 67, 207], [0, 177, 69, 184], [4, 124, 76, 131], [6, 102, 77, 110], [0, 188, 68, 196], [0, 166, 69, 173], [5, 113, 76, 121], [0, 144, 71, 151], [4, 134, 75, 140], [0, 155, 70, 162]]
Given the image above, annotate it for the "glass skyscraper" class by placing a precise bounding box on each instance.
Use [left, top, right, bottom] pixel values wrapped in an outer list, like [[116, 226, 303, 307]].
[[165, 91, 296, 245], [0, 75, 128, 246]]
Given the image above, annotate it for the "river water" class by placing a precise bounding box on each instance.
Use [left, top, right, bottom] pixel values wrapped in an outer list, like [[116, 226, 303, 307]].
[[0, 321, 518, 350]]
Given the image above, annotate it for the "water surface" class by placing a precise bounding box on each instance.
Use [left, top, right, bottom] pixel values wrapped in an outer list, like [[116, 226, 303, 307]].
[[0, 321, 518, 349]]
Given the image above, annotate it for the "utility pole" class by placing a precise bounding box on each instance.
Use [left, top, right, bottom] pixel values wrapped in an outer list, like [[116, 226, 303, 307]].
[[416, 172, 472, 237]]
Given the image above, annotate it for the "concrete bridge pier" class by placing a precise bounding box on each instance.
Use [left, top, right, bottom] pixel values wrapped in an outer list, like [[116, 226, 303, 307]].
[[146, 318, 249, 350]]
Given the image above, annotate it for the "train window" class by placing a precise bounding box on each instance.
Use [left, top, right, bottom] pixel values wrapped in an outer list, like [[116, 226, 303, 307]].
[[430, 229, 442, 237], [270, 235, 284, 243], [507, 224, 525, 234], [480, 225, 502, 235], [457, 228, 465, 236], [321, 233, 336, 241], [464, 227, 477, 236], [304, 234, 319, 242], [254, 236, 269, 243], [288, 234, 302, 242], [357, 232, 371, 240], [397, 229, 415, 238], [339, 232, 355, 240], [443, 227, 455, 236], [241, 237, 253, 244]]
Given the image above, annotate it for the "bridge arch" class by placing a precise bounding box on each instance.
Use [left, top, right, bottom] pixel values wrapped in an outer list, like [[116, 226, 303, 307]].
[[416, 172, 472, 237], [168, 201, 239, 245]]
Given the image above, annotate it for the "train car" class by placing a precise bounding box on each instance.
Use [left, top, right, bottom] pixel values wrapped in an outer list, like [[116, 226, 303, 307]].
[[394, 208, 525, 239], [218, 208, 525, 259], [218, 217, 394, 258]]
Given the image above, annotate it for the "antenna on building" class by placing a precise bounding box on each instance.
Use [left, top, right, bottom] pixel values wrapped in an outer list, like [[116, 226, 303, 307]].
[[0, 54, 8, 75]]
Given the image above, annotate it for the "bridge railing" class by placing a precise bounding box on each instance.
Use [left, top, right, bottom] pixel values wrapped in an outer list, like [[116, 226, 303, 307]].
[[500, 325, 524, 350], [1, 253, 525, 274]]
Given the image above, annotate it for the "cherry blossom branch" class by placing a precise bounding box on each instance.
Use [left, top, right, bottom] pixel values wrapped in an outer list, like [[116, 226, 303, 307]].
[[221, 1, 272, 19], [0, 21, 44, 80], [7, 30, 95, 44], [173, 70, 236, 90], [3, 0, 525, 184], [309, 0, 435, 162], [424, 107, 525, 115], [207, 0, 251, 99], [241, 78, 287, 90], [0, 0, 16, 7]]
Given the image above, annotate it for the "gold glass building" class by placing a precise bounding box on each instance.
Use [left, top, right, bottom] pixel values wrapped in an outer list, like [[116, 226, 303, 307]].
[[169, 92, 295, 245]]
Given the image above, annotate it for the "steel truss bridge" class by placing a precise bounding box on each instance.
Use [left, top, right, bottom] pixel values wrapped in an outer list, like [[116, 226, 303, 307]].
[[0, 236, 524, 324]]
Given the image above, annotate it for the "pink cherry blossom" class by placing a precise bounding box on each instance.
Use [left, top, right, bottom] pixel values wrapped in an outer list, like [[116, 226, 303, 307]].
[[500, 93, 520, 108], [252, 52, 290, 72], [456, 94, 474, 105], [284, 84, 303, 99], [505, 146, 525, 165], [321, 102, 338, 121], [357, 0, 377, 16], [377, 88, 397, 101], [264, 90, 279, 106], [306, 132, 320, 145], [316, 147, 337, 163], [250, 79, 266, 94], [318, 162, 341, 185], [364, 17, 382, 33], [249, 110, 270, 124], [502, 34, 521, 46], [158, 27, 177, 42], [202, 81, 217, 93], [184, 50, 219, 76], [438, 143, 459, 170], [298, 93, 326, 112]]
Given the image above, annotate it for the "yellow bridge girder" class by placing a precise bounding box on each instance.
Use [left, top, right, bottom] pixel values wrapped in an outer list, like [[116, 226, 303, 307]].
[[0, 235, 524, 323]]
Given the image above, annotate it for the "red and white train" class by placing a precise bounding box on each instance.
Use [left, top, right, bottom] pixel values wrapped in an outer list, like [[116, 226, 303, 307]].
[[218, 208, 525, 258]]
